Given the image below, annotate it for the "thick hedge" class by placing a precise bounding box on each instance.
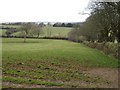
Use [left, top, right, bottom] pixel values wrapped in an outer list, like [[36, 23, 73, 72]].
[[83, 41, 119, 59]]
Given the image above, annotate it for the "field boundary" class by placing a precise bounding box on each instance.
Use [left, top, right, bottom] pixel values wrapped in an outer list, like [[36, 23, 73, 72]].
[[1, 36, 68, 40]]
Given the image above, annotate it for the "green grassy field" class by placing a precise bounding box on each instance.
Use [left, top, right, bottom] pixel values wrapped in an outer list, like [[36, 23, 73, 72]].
[[12, 26, 72, 38], [0, 29, 7, 36], [0, 24, 72, 37], [42, 26, 72, 37], [0, 25, 20, 28], [2, 38, 118, 88]]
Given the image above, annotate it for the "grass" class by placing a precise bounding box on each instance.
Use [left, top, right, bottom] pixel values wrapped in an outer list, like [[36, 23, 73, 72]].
[[11, 26, 72, 38], [0, 25, 20, 28], [1, 24, 72, 37], [0, 29, 7, 36], [2, 38, 118, 68], [41, 26, 72, 37], [2, 38, 118, 88], [3, 76, 63, 86], [12, 27, 72, 37]]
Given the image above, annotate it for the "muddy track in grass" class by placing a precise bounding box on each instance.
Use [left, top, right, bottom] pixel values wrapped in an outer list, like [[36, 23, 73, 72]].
[[2, 67, 118, 88]]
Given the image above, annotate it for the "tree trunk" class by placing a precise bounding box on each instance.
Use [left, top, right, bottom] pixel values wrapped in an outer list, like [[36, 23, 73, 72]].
[[117, 2, 120, 41], [24, 32, 26, 43], [37, 33, 40, 38]]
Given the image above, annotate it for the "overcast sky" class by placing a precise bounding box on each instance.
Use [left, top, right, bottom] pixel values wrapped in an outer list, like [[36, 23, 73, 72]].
[[0, 0, 90, 22]]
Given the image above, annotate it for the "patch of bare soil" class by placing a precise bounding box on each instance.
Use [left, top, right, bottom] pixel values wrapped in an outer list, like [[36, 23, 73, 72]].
[[83, 68, 118, 88]]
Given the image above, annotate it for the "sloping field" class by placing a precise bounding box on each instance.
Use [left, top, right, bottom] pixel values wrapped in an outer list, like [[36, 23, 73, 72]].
[[0, 29, 7, 36], [12, 26, 72, 38], [1, 25, 72, 38], [2, 38, 118, 88], [41, 26, 72, 37]]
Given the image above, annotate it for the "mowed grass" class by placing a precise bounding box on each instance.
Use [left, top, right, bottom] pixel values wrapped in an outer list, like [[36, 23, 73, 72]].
[[2, 38, 118, 88]]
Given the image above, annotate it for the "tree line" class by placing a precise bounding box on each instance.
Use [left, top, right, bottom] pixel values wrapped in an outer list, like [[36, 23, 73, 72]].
[[68, 2, 120, 43], [53, 23, 73, 27]]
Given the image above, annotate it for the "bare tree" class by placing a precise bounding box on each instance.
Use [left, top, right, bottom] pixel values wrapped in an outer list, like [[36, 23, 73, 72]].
[[69, 2, 120, 42], [47, 22, 52, 37], [89, 2, 120, 42], [19, 22, 32, 43], [31, 23, 44, 38]]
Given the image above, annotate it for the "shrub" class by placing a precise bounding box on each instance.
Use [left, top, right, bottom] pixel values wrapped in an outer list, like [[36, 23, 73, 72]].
[[83, 42, 119, 59]]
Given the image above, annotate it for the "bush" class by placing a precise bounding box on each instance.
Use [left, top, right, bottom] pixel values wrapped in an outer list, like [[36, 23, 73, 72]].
[[83, 42, 119, 59], [96, 43, 104, 50]]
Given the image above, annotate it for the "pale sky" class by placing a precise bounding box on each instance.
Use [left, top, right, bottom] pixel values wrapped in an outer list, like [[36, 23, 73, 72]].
[[0, 0, 90, 22]]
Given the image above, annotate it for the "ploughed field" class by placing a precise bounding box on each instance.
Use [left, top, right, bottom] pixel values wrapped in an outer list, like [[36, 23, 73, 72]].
[[2, 38, 118, 88]]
